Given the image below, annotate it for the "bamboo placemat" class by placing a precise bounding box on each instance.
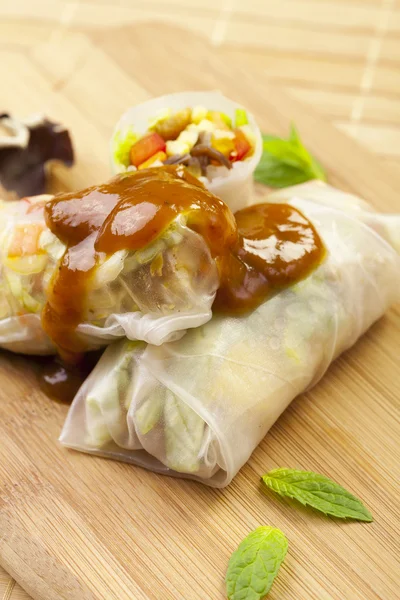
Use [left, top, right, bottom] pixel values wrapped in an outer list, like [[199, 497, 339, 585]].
[[0, 0, 399, 598]]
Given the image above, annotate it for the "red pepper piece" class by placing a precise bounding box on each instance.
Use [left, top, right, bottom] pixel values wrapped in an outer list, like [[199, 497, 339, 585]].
[[129, 133, 166, 167], [230, 129, 251, 162]]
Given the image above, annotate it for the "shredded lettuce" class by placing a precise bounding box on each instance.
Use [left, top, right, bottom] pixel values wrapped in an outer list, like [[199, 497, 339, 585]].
[[164, 391, 205, 473], [21, 290, 41, 313], [113, 128, 138, 169], [235, 108, 248, 127], [4, 254, 47, 276], [0, 283, 11, 319], [219, 112, 232, 128], [136, 394, 163, 435], [5, 271, 23, 301], [85, 395, 113, 447], [135, 238, 165, 265], [85, 342, 136, 446], [92, 250, 126, 288], [39, 230, 65, 260]]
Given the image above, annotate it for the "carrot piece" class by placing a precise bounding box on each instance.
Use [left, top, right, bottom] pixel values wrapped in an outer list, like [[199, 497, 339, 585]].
[[137, 151, 167, 170], [129, 133, 166, 167]]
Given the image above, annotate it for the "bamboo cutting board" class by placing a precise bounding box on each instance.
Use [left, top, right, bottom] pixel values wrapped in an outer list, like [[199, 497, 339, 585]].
[[0, 23, 400, 600]]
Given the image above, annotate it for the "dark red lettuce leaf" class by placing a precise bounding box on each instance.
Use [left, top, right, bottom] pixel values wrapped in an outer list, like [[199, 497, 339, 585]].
[[0, 114, 74, 198]]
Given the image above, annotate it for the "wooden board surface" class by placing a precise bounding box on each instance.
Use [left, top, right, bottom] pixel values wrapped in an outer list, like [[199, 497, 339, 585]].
[[0, 19, 400, 600], [2, 0, 400, 174]]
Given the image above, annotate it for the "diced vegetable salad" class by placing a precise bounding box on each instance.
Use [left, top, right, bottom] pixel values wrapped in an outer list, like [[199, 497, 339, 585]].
[[113, 106, 257, 182]]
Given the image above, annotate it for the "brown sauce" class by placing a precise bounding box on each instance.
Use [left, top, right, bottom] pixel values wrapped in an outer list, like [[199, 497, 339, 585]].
[[41, 166, 325, 402], [215, 202, 325, 313], [39, 351, 102, 403], [42, 165, 236, 361]]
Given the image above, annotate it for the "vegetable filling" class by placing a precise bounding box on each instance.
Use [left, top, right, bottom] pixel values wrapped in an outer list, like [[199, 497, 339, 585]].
[[113, 106, 256, 183]]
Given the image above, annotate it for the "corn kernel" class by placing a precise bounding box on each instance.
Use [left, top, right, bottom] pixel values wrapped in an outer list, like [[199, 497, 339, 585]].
[[191, 105, 208, 124], [196, 119, 216, 133], [166, 140, 190, 156], [177, 129, 198, 149], [213, 129, 235, 140]]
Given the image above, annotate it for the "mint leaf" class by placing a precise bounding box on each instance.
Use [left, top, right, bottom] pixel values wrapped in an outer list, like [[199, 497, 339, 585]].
[[289, 122, 301, 144], [255, 154, 316, 188], [226, 526, 288, 600], [254, 125, 326, 188], [290, 124, 325, 180], [262, 468, 373, 522]]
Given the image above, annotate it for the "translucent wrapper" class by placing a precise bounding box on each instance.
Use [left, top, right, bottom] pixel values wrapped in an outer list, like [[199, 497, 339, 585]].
[[0, 197, 218, 354], [61, 183, 400, 487], [269, 181, 400, 254], [111, 91, 263, 213]]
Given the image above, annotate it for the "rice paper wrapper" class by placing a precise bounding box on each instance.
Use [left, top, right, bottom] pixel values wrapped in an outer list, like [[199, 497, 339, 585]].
[[268, 180, 400, 254], [0, 195, 58, 354], [111, 91, 263, 213], [61, 183, 400, 487], [0, 197, 219, 354]]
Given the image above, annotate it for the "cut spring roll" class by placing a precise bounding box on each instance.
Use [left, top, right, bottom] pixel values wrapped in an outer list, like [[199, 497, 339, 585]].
[[111, 91, 263, 213], [0, 166, 236, 356], [0, 194, 59, 354], [60, 183, 400, 486]]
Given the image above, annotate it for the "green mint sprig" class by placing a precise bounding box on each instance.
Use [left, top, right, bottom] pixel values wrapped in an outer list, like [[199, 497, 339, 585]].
[[226, 526, 288, 600], [262, 468, 373, 522], [254, 124, 326, 188]]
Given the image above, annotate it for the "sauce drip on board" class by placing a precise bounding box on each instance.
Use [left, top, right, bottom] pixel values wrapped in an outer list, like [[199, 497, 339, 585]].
[[42, 165, 236, 361], [215, 202, 325, 313], [39, 352, 102, 403]]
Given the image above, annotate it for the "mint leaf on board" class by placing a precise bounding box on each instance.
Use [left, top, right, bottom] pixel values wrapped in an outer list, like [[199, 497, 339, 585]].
[[254, 124, 326, 188], [226, 526, 288, 600], [262, 468, 373, 522]]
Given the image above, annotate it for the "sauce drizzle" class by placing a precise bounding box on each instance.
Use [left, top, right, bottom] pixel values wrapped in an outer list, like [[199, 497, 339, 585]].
[[42, 166, 236, 361], [42, 166, 325, 374], [215, 202, 325, 312]]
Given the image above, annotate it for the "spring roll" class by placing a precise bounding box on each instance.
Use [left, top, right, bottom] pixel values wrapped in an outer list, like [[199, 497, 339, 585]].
[[0, 166, 235, 356], [111, 91, 263, 213], [60, 183, 400, 486]]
